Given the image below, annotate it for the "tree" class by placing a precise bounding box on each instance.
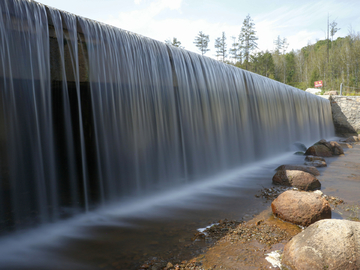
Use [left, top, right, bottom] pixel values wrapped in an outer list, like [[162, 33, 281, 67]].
[[238, 14, 258, 69], [273, 35, 289, 82], [330, 20, 340, 41], [214, 32, 227, 62], [165, 37, 184, 48], [229, 36, 241, 64], [193, 31, 210, 56], [274, 35, 282, 53]]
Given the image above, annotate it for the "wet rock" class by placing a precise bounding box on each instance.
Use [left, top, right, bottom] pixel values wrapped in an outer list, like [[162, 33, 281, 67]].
[[345, 136, 360, 143], [275, 164, 320, 176], [305, 144, 332, 157], [329, 141, 344, 155], [305, 139, 344, 157], [282, 219, 360, 270], [272, 170, 321, 191], [304, 160, 327, 167], [339, 142, 353, 148], [304, 155, 325, 162], [294, 151, 304, 155], [271, 190, 331, 226]]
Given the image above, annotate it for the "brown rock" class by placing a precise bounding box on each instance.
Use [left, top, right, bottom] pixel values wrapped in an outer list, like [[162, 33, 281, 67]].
[[275, 165, 320, 176], [329, 141, 344, 155], [305, 140, 344, 156], [339, 143, 352, 148], [282, 219, 360, 270], [305, 144, 332, 157], [271, 190, 331, 226], [272, 170, 321, 191], [346, 136, 360, 143]]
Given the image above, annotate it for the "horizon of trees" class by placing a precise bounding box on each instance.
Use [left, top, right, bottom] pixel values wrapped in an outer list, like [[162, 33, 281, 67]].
[[165, 15, 359, 94]]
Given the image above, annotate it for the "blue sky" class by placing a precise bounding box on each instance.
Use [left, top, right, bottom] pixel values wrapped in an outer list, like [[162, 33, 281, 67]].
[[37, 0, 359, 57]]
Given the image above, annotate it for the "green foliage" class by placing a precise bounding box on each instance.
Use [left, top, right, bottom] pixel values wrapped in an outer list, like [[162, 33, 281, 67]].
[[215, 32, 227, 62], [222, 17, 360, 92], [229, 36, 241, 64], [193, 31, 210, 56], [309, 69, 320, 87], [238, 14, 258, 66]]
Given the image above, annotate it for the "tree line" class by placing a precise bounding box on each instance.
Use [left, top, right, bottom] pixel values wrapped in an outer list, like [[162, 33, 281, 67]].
[[165, 15, 360, 93]]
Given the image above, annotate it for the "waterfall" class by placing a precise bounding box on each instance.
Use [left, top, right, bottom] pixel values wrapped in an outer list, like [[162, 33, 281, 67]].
[[0, 0, 334, 233]]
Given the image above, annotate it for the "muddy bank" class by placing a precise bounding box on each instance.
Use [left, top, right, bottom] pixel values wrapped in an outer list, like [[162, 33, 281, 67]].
[[139, 143, 360, 270]]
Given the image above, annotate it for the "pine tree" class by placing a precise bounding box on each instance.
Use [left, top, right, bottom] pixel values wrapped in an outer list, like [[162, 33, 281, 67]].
[[330, 20, 340, 41], [229, 36, 241, 64], [238, 14, 258, 69], [214, 32, 227, 62], [193, 31, 210, 56]]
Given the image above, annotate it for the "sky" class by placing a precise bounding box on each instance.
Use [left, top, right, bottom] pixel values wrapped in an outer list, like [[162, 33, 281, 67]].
[[36, 0, 360, 58]]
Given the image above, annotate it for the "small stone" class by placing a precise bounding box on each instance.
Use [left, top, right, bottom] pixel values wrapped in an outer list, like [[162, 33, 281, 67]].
[[167, 262, 173, 268]]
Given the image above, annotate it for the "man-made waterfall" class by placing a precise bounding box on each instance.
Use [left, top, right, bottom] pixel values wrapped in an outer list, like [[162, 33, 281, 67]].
[[0, 0, 334, 234]]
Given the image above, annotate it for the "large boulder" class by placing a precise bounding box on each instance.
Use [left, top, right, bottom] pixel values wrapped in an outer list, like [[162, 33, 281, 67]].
[[275, 164, 320, 176], [282, 219, 360, 270], [304, 144, 332, 157], [271, 190, 331, 226], [304, 139, 344, 157], [272, 170, 321, 191]]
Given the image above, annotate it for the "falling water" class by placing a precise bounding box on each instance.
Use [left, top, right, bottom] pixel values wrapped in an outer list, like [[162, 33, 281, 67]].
[[0, 0, 334, 234]]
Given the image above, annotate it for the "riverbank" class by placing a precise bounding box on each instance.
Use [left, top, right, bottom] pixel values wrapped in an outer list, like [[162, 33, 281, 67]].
[[139, 142, 360, 270]]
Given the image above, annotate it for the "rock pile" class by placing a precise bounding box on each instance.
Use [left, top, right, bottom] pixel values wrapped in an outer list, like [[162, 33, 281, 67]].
[[269, 137, 360, 269]]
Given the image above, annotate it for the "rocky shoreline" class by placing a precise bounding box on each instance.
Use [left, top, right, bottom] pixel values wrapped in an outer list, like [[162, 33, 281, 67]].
[[139, 136, 360, 270]]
